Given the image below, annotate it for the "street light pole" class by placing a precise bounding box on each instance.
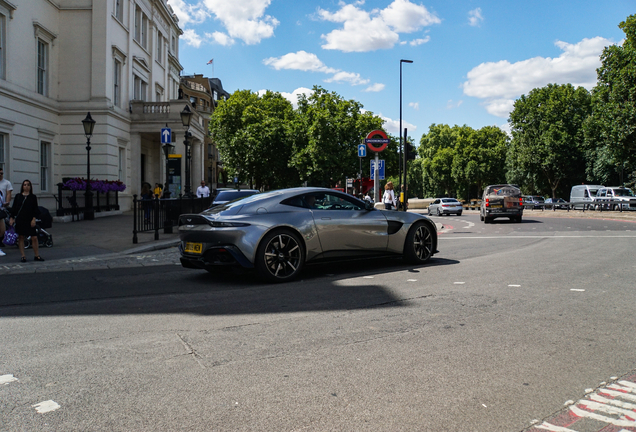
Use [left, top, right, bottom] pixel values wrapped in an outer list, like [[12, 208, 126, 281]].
[[180, 105, 193, 197], [399, 59, 413, 211], [82, 112, 96, 220]]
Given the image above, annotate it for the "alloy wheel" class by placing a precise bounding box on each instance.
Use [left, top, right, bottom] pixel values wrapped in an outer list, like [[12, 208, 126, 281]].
[[262, 233, 302, 279], [412, 224, 433, 261]]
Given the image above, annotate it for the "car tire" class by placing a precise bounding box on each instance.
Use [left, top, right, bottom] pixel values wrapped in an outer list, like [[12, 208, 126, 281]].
[[436, 208, 441, 216], [404, 222, 434, 265], [255, 229, 305, 283], [427, 207, 432, 215], [480, 212, 484, 221], [457, 212, 462, 216], [484, 217, 492, 224]]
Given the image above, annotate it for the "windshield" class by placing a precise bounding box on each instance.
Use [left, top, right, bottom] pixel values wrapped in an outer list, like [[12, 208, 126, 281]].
[[612, 188, 634, 197], [214, 191, 258, 202]]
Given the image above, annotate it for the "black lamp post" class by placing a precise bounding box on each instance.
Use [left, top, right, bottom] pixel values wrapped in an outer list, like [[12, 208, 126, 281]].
[[82, 112, 96, 220], [399, 59, 413, 211], [180, 105, 193, 197], [162, 140, 175, 198]]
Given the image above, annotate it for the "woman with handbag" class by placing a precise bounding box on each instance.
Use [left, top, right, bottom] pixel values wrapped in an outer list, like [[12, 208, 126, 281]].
[[9, 179, 44, 263], [382, 181, 397, 210]]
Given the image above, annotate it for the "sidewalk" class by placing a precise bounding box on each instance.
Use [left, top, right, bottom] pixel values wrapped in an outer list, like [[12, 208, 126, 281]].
[[0, 211, 180, 269]]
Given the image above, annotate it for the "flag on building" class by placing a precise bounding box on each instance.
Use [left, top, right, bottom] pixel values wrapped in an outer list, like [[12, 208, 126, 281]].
[[207, 59, 214, 65]]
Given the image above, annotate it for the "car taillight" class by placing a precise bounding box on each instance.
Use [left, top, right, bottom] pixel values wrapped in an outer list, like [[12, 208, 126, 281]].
[[485, 198, 490, 207], [442, 205, 449, 207], [519, 197, 523, 205]]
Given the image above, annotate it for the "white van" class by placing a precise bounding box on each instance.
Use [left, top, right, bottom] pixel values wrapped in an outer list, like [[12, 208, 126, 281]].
[[570, 185, 604, 209]]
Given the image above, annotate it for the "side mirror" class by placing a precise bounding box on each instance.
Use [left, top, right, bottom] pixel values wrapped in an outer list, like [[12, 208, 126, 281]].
[[365, 201, 375, 211]]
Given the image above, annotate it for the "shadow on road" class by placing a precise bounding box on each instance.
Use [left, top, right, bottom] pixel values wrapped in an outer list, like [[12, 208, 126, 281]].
[[0, 257, 459, 317]]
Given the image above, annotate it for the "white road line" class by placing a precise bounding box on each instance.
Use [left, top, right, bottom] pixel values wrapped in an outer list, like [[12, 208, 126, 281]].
[[570, 289, 585, 292], [407, 279, 417, 282], [576, 400, 636, 422], [362, 276, 374, 279], [535, 422, 579, 432], [600, 388, 636, 402], [589, 393, 636, 410], [439, 235, 636, 240], [508, 284, 521, 287], [453, 282, 465, 285], [32, 400, 60, 413], [569, 404, 636, 427], [0, 374, 18, 385]]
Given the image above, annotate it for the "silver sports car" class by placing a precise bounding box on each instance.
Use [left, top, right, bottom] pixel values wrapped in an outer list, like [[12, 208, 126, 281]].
[[178, 187, 438, 282]]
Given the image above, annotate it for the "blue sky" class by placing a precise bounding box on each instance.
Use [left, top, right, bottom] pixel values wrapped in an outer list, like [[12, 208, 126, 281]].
[[169, 0, 634, 144]]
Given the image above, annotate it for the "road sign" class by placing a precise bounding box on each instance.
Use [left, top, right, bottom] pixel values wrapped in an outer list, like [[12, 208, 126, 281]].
[[370, 159, 385, 180], [346, 178, 353, 187], [364, 129, 389, 152], [358, 144, 367, 158], [161, 127, 172, 144]]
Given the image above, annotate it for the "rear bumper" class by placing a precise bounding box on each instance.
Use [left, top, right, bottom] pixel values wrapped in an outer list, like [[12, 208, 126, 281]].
[[179, 243, 254, 269]]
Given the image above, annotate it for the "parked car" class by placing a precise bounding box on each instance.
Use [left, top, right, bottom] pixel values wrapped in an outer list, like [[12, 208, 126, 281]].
[[545, 198, 568, 210], [179, 187, 438, 282], [480, 184, 524, 223], [523, 195, 545, 209], [594, 187, 636, 211], [570, 185, 604, 210], [427, 198, 463, 216], [210, 189, 259, 208]]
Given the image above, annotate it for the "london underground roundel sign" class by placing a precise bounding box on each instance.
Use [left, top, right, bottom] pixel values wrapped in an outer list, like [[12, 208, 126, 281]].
[[364, 129, 390, 152]]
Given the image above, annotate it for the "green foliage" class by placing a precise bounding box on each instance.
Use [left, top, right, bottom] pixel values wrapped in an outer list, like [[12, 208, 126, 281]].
[[417, 124, 508, 199], [290, 86, 384, 187], [507, 83, 591, 197], [584, 14, 636, 187]]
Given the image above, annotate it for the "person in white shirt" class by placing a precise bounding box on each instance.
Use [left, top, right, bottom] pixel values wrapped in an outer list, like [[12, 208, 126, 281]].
[[196, 181, 211, 198], [382, 181, 397, 210], [0, 168, 13, 253]]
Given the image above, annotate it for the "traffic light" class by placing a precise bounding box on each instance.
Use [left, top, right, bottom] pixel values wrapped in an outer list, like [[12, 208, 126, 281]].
[[406, 141, 417, 160]]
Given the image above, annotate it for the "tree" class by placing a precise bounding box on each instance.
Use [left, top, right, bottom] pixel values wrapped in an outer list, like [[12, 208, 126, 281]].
[[419, 124, 458, 197], [290, 86, 384, 187], [209, 90, 299, 190], [584, 14, 636, 187], [507, 83, 591, 198]]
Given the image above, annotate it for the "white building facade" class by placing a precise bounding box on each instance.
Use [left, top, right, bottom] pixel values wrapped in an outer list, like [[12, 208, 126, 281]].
[[0, 0, 206, 212]]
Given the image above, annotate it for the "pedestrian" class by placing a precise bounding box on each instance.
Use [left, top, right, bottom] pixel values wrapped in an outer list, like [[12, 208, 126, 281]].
[[196, 181, 210, 198], [153, 183, 163, 198], [0, 167, 13, 253], [382, 181, 397, 210], [9, 179, 44, 263]]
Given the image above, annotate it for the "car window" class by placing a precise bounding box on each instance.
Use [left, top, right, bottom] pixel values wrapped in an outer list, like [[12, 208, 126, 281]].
[[613, 188, 633, 196], [441, 199, 457, 203], [597, 190, 606, 197], [434, 199, 440, 204], [215, 191, 257, 202], [284, 192, 364, 210], [589, 189, 599, 196]]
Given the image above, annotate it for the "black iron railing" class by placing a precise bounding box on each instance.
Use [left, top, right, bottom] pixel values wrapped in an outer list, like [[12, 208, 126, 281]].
[[55, 183, 120, 220], [132, 194, 212, 243]]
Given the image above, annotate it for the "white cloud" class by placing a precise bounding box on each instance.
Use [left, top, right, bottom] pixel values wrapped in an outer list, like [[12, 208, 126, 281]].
[[263, 51, 374, 88], [205, 31, 235, 46], [462, 36, 615, 117], [168, 0, 209, 27], [201, 0, 279, 45], [446, 99, 463, 109], [325, 71, 370, 86], [317, 0, 440, 52], [364, 83, 386, 92], [182, 29, 203, 48], [378, 114, 417, 135], [279, 87, 315, 109], [409, 102, 419, 110], [468, 8, 483, 27], [410, 37, 430, 46], [263, 51, 337, 73]]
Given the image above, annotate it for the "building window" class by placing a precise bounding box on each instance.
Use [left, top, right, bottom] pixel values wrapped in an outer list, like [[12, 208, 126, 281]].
[[115, 0, 124, 22], [134, 7, 148, 49], [0, 134, 5, 171], [114, 59, 121, 107], [0, 14, 5, 80], [133, 75, 147, 101], [40, 141, 50, 192], [190, 96, 196, 105], [156, 33, 162, 63], [171, 35, 176, 52], [118, 147, 125, 181], [37, 39, 48, 96]]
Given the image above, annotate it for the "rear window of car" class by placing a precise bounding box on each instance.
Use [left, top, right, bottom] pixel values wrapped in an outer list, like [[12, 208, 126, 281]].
[[215, 191, 258, 202], [442, 199, 459, 203]]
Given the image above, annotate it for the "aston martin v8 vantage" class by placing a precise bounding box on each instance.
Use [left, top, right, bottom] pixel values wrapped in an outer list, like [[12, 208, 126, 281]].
[[178, 187, 438, 282]]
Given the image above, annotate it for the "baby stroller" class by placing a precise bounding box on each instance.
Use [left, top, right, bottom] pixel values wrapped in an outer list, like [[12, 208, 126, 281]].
[[24, 206, 53, 249]]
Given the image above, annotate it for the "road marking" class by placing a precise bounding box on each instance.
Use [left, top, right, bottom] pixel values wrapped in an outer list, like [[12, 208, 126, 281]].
[[536, 423, 579, 431], [32, 400, 60, 413], [570, 289, 585, 292], [454, 282, 465, 285], [509, 284, 521, 287], [439, 235, 636, 240], [362, 276, 374, 279], [407, 279, 417, 282], [0, 374, 18, 385]]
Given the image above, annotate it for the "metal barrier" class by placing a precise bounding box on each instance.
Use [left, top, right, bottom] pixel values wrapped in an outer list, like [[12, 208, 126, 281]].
[[132, 194, 212, 244], [55, 183, 120, 219], [525, 199, 636, 212]]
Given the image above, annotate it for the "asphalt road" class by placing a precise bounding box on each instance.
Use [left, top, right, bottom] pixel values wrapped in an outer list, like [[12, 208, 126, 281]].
[[2, 213, 636, 431]]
